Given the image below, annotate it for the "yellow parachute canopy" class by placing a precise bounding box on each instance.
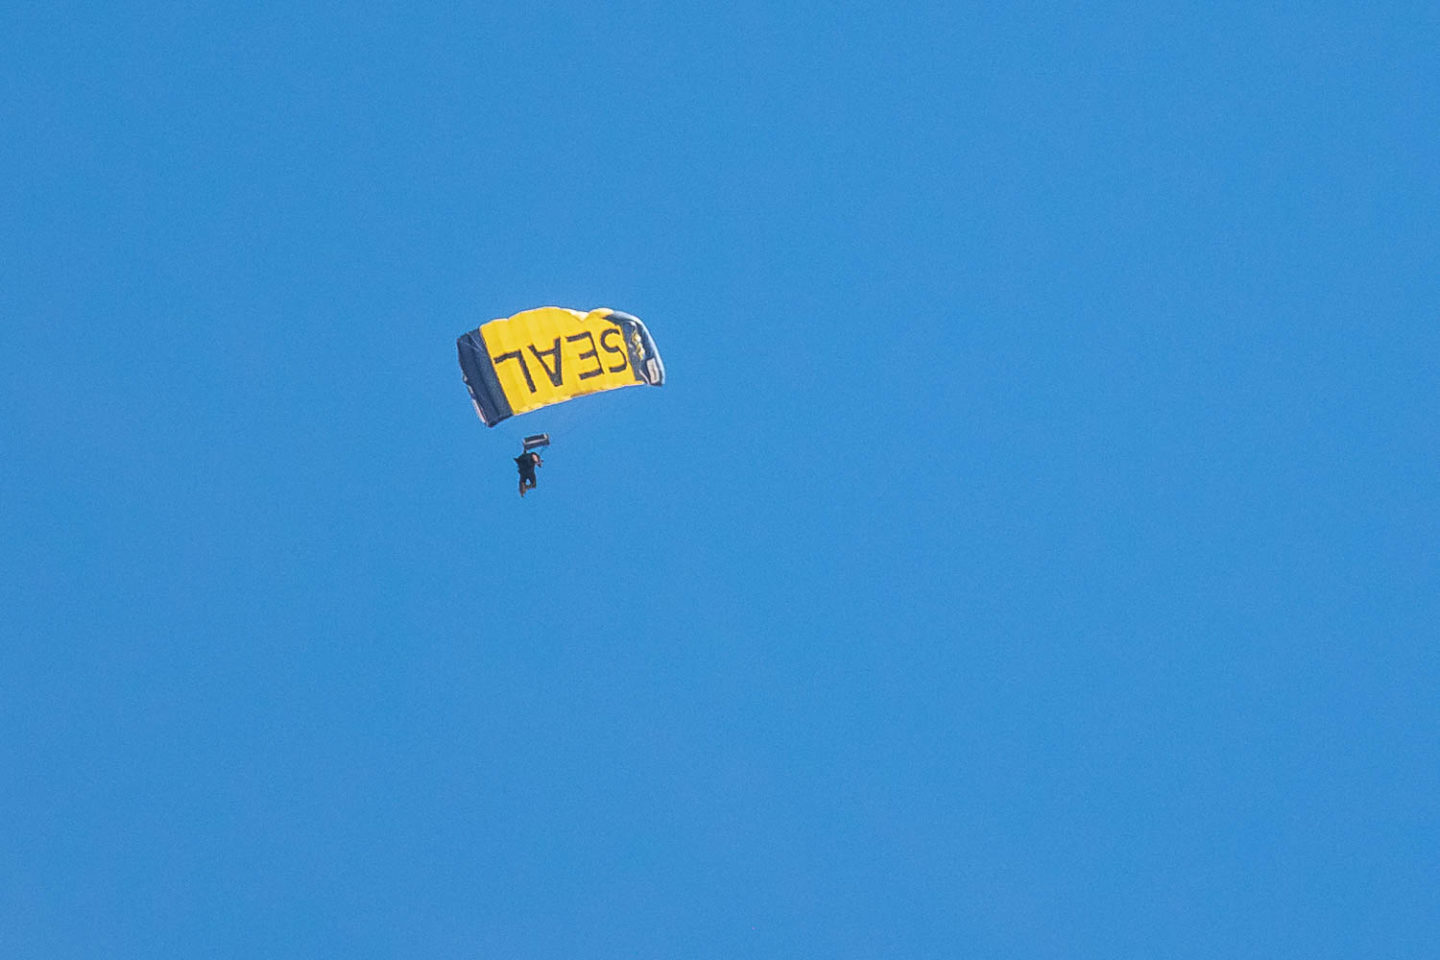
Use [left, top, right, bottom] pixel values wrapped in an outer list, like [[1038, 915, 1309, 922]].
[[456, 307, 665, 426]]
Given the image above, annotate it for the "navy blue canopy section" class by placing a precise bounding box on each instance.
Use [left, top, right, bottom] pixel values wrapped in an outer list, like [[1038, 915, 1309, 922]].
[[456, 329, 513, 426], [608, 311, 666, 386]]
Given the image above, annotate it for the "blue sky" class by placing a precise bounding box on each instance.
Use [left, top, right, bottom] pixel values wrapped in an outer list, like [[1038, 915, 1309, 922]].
[[3, 1, 1437, 957]]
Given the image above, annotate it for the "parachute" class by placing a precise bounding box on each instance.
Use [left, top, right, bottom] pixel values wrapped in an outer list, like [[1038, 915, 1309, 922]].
[[456, 307, 665, 426]]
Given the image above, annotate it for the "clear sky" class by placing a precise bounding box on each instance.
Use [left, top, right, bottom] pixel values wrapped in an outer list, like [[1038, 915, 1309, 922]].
[[3, 1, 1437, 957]]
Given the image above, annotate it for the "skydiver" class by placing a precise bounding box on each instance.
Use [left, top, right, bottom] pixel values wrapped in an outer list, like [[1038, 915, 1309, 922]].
[[515, 449, 542, 497]]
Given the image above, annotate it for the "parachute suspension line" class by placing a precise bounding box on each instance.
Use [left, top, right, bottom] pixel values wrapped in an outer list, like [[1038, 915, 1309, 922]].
[[532, 392, 590, 444]]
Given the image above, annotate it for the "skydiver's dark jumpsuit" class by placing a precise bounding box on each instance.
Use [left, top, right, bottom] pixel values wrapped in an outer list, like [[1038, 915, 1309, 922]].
[[515, 451, 541, 496]]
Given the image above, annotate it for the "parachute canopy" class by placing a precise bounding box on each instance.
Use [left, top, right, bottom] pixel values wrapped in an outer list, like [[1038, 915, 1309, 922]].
[[457, 307, 664, 426]]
